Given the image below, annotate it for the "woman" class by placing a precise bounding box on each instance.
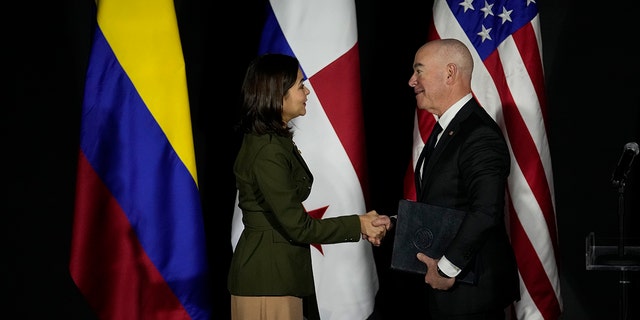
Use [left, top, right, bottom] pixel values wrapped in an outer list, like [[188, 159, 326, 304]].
[[228, 53, 386, 320]]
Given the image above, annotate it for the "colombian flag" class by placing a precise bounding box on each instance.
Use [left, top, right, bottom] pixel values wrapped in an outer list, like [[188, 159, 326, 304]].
[[69, 0, 211, 319]]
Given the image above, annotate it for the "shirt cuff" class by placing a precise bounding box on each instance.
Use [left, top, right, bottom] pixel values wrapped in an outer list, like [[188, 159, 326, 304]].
[[438, 256, 461, 278]]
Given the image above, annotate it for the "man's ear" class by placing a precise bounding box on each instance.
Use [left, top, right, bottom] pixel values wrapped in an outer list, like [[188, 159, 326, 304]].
[[446, 63, 457, 83]]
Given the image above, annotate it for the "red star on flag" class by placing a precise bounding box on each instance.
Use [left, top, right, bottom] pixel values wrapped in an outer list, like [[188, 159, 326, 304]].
[[306, 205, 328, 254]]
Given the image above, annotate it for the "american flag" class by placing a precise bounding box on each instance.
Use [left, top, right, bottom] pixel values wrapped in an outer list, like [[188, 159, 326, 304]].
[[69, 0, 211, 319], [231, 0, 378, 319], [403, 0, 563, 319]]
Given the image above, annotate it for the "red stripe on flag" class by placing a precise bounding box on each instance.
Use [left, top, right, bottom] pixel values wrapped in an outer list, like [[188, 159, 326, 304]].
[[482, 36, 559, 258], [512, 23, 549, 129], [70, 152, 187, 320], [483, 45, 562, 318], [310, 44, 369, 199], [508, 195, 562, 320], [511, 25, 559, 255]]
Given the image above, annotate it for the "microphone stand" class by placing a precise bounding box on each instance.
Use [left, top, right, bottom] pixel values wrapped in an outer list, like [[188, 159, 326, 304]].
[[605, 178, 640, 264], [598, 175, 640, 320], [589, 143, 640, 320]]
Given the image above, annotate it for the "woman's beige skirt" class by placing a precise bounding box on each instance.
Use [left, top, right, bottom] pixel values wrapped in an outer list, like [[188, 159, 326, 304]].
[[231, 295, 303, 320]]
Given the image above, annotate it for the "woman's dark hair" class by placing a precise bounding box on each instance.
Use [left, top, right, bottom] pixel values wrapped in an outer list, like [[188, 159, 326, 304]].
[[237, 53, 300, 137]]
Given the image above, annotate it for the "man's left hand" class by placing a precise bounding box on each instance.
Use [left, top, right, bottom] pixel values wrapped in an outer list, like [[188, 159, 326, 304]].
[[417, 253, 455, 290]]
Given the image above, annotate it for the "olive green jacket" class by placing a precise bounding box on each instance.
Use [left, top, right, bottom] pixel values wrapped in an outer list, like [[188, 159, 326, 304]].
[[228, 133, 361, 297]]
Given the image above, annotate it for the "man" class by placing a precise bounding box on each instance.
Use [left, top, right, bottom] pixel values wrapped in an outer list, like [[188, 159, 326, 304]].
[[376, 38, 520, 320]]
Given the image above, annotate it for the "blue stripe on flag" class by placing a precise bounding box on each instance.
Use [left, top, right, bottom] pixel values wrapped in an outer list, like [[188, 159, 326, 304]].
[[80, 27, 210, 317], [257, 3, 307, 80]]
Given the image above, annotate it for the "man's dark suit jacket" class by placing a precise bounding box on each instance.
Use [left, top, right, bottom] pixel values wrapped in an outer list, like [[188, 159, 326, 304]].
[[417, 98, 520, 315]]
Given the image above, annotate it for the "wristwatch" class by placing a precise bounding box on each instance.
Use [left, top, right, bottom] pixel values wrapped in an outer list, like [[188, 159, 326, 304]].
[[437, 266, 452, 279]]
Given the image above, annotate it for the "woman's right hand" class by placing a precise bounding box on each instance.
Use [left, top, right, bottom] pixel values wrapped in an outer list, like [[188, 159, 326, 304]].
[[359, 210, 389, 246]]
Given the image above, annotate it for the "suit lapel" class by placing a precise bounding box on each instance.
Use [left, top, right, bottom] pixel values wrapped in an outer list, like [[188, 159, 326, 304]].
[[418, 100, 477, 198]]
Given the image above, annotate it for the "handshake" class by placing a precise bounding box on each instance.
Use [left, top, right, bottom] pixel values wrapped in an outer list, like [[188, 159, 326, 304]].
[[359, 210, 393, 246]]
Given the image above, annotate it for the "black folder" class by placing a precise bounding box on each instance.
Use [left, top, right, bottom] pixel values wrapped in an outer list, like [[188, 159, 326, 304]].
[[390, 199, 477, 285]]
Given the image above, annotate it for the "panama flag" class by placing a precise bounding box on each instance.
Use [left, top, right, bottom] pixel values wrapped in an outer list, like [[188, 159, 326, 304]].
[[69, 0, 211, 319], [231, 0, 378, 319], [403, 0, 562, 319]]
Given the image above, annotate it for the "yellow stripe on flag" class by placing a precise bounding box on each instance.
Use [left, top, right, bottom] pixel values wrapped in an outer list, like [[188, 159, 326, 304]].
[[97, 0, 197, 184]]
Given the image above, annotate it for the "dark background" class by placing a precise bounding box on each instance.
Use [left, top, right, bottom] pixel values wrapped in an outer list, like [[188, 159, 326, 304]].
[[6, 0, 640, 319]]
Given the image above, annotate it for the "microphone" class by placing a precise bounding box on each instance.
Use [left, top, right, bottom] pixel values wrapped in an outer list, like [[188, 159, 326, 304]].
[[611, 141, 639, 187]]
